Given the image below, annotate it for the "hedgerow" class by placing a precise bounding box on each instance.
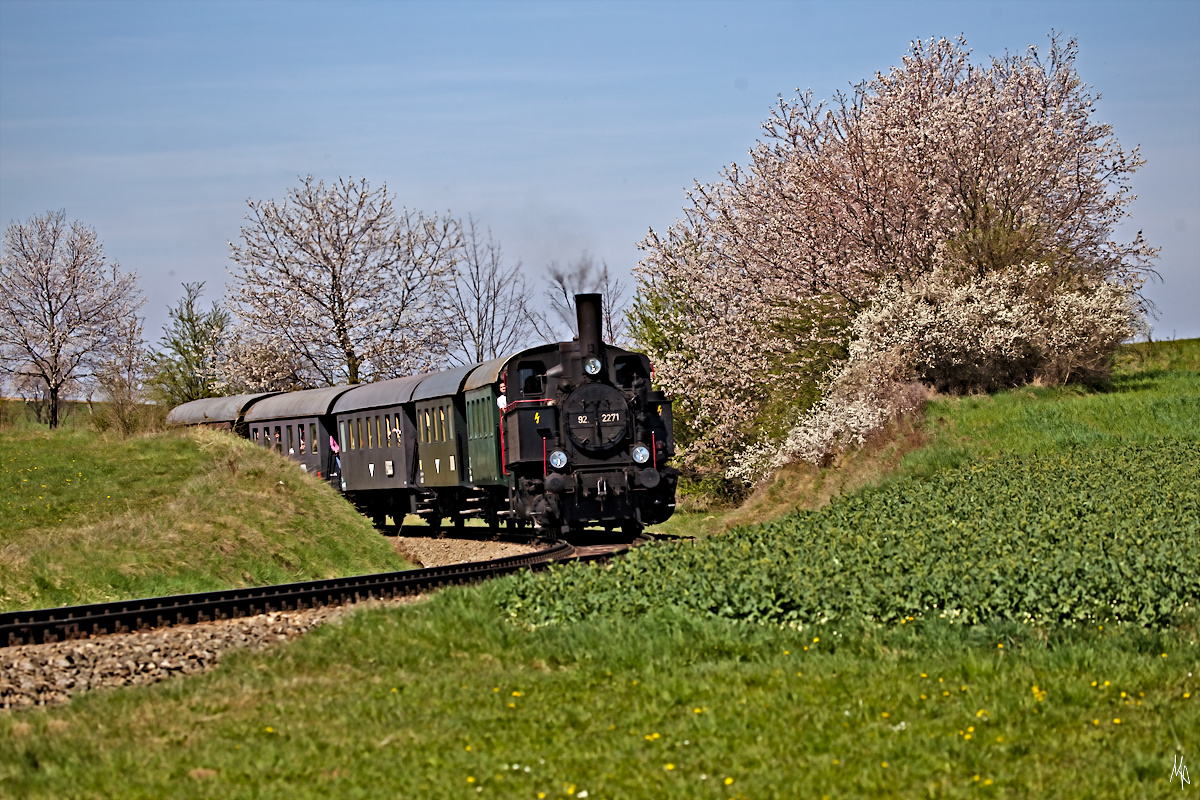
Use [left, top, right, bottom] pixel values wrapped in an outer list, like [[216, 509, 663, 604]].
[[496, 440, 1200, 629]]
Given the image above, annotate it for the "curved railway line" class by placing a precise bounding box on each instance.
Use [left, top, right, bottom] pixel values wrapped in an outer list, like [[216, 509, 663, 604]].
[[1, 529, 654, 649]]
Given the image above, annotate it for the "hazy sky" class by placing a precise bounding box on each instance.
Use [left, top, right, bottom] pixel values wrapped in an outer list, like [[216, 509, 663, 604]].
[[2, 0, 1197, 341]]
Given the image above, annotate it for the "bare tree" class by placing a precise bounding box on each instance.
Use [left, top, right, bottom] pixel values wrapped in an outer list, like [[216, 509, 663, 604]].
[[0, 211, 144, 428], [534, 251, 630, 345], [91, 315, 151, 435], [226, 176, 459, 387], [445, 217, 537, 365]]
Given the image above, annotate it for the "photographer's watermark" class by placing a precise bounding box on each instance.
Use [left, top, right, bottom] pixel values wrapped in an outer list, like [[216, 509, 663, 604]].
[[1172, 755, 1191, 791]]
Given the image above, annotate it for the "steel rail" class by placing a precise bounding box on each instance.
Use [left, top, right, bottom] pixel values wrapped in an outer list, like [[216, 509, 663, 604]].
[[0, 539, 575, 648]]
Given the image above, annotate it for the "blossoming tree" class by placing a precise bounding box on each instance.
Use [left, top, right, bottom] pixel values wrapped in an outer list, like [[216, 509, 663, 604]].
[[633, 34, 1155, 471], [224, 176, 460, 389], [0, 211, 144, 428]]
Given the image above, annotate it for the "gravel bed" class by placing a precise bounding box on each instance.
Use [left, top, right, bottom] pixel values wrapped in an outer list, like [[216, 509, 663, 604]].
[[0, 595, 423, 711], [2, 538, 541, 711], [390, 534, 540, 567]]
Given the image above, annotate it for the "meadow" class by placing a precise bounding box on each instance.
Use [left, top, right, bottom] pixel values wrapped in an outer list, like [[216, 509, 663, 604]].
[[1, 340, 1197, 798], [0, 420, 411, 611]]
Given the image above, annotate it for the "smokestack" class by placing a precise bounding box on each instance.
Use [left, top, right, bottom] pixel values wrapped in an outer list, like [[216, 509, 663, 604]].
[[575, 293, 603, 356]]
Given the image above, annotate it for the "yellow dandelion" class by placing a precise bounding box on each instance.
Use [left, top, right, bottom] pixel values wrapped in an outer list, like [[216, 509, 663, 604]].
[[973, 774, 980, 781], [1162, 653, 1168, 658], [813, 637, 819, 643], [493, 687, 499, 692], [964, 734, 972, 740], [665, 763, 675, 771], [882, 762, 889, 768], [984, 779, 993, 785], [920, 673, 927, 678], [467, 776, 475, 784], [1113, 718, 1121, 724], [1104, 681, 1110, 686], [694, 707, 703, 714], [976, 709, 986, 717], [512, 691, 523, 697], [1120, 691, 1126, 698], [1093, 719, 1100, 726], [465, 745, 472, 751], [920, 694, 927, 700], [1185, 693, 1191, 699], [967, 726, 974, 732], [725, 777, 734, 785], [508, 702, 515, 708], [881, 712, 889, 718], [264, 726, 274, 733], [997, 643, 1003, 648]]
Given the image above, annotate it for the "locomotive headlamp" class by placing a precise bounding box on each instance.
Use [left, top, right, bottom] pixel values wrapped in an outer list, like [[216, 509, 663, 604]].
[[631, 444, 651, 464], [584, 357, 603, 376], [549, 449, 569, 469]]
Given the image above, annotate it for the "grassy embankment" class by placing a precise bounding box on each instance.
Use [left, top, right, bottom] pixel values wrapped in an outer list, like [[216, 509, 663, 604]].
[[0, 422, 411, 611], [2, 340, 1198, 798]]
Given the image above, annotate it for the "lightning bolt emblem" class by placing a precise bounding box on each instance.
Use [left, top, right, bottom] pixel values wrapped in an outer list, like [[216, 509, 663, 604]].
[[534, 412, 540, 424]]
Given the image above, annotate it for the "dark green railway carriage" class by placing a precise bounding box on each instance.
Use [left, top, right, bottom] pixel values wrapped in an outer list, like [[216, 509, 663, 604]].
[[243, 385, 355, 480], [462, 355, 511, 486], [412, 363, 478, 488], [165, 392, 278, 434]]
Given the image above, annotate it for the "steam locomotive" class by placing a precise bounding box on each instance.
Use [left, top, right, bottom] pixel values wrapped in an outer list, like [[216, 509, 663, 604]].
[[167, 295, 678, 536]]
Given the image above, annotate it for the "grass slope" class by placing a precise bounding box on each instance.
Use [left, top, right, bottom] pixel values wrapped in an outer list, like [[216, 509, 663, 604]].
[[0, 426, 411, 611], [2, 341, 1197, 798]]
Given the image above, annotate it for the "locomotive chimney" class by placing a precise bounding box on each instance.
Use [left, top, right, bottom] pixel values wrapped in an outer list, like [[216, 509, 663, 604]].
[[575, 293, 604, 356]]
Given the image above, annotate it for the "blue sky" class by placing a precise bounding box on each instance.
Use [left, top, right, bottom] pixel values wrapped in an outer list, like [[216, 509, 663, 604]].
[[1, 0, 1197, 341]]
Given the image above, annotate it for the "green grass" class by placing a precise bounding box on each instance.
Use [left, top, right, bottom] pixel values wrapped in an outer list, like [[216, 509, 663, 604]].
[[2, 340, 1198, 798], [1, 593, 1195, 798], [0, 426, 411, 611]]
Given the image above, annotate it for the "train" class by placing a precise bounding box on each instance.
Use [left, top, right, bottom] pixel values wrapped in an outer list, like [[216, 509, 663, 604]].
[[167, 294, 678, 536]]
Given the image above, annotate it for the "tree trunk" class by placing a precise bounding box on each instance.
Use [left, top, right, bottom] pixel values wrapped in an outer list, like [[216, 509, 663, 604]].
[[48, 385, 60, 429]]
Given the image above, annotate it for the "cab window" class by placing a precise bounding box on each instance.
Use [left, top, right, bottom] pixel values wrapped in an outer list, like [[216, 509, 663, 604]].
[[517, 361, 546, 396]]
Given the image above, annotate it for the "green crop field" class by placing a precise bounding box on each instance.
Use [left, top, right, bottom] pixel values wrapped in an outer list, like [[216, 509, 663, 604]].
[[2, 340, 1198, 798]]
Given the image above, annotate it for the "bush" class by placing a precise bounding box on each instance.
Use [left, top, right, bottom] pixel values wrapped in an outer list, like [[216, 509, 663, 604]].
[[731, 265, 1141, 481]]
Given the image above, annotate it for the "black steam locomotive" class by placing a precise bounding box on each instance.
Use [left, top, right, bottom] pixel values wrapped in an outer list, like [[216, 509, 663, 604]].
[[167, 295, 678, 536]]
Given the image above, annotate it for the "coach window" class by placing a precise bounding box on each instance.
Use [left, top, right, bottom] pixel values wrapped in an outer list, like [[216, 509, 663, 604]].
[[614, 355, 649, 389], [274, 426, 282, 452], [375, 415, 382, 448], [354, 417, 362, 450], [339, 421, 347, 451], [435, 406, 444, 442], [367, 416, 374, 449], [251, 427, 259, 442], [310, 423, 318, 453], [517, 361, 545, 396], [287, 425, 294, 454], [297, 424, 306, 454]]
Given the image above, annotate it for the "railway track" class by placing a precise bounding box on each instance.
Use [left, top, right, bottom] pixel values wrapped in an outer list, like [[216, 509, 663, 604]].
[[1, 529, 653, 649]]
